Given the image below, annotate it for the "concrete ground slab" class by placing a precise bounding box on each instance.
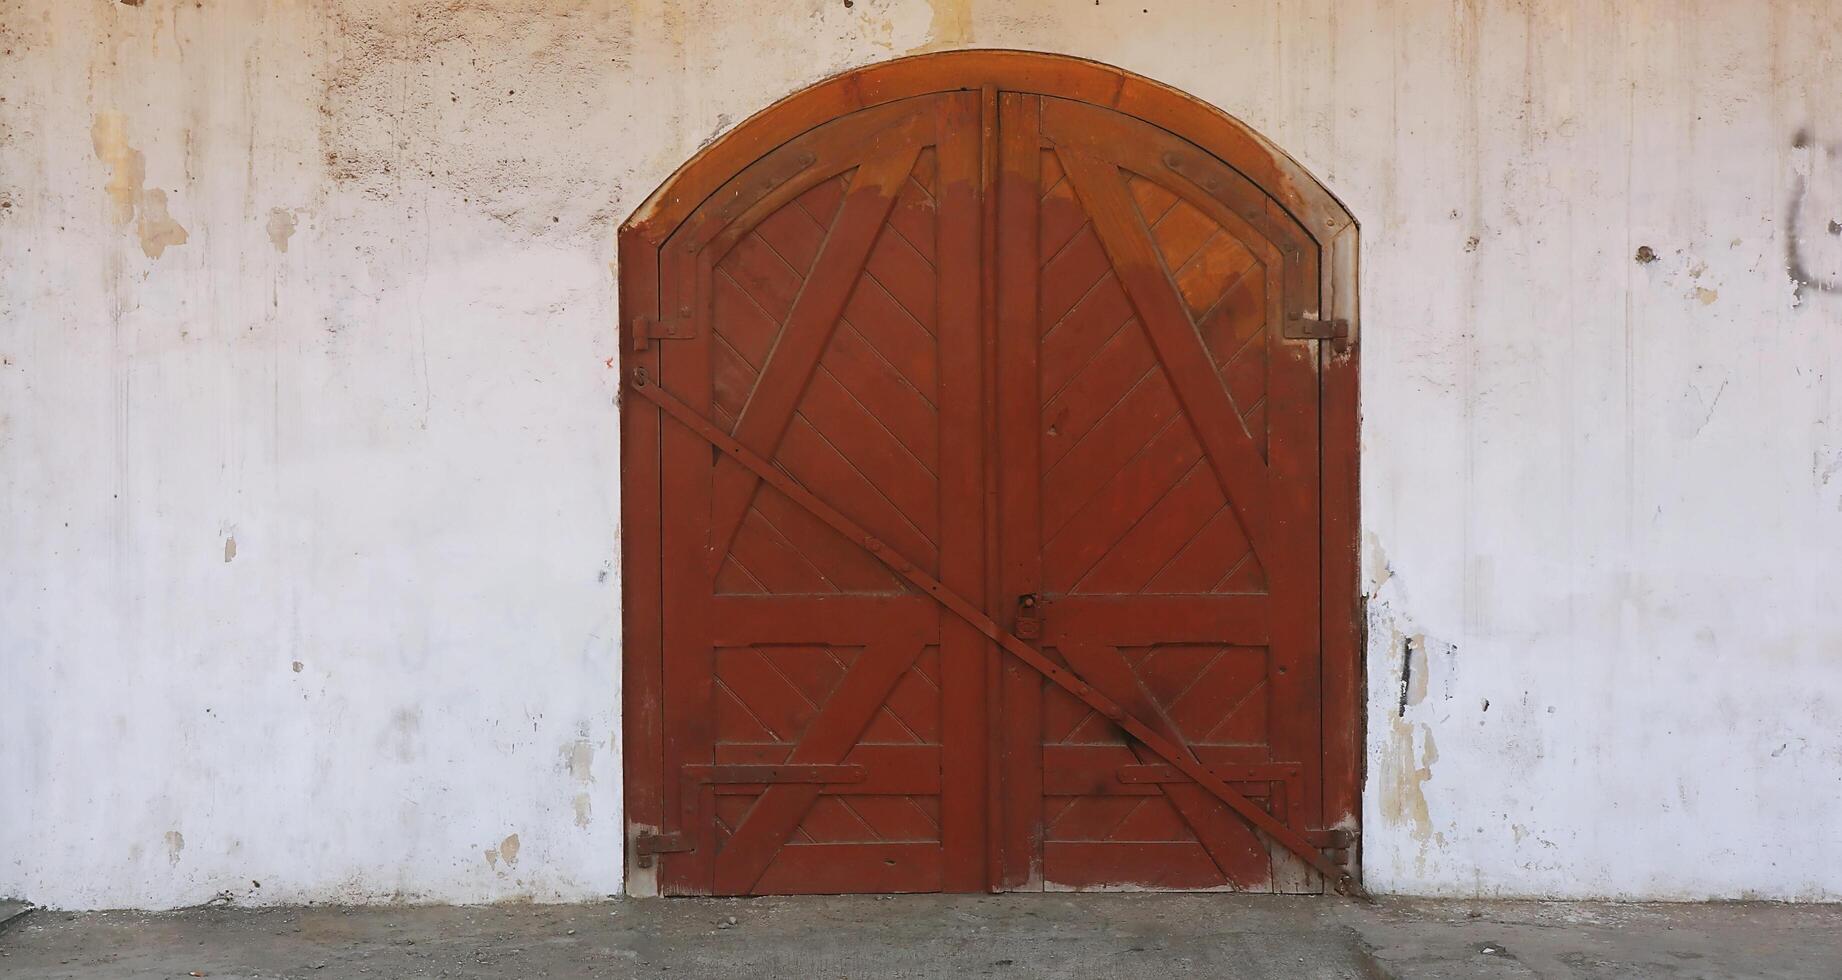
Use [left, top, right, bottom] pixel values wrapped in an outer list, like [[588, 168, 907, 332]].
[[0, 896, 1837, 979]]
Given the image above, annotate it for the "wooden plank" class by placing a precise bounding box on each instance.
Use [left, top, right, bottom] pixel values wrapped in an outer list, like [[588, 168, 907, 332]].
[[656, 229, 718, 894], [713, 640, 925, 894], [794, 371, 940, 537], [1043, 595, 1270, 645], [617, 223, 665, 892], [935, 89, 989, 893], [724, 510, 837, 595], [752, 843, 944, 894], [1259, 193, 1324, 832], [1041, 415, 1201, 591], [1058, 642, 1271, 889], [777, 416, 941, 571], [708, 596, 936, 644], [1319, 222, 1364, 843], [1040, 324, 1158, 470], [686, 764, 866, 784], [706, 140, 927, 575], [1056, 148, 1276, 563], [1043, 842, 1230, 891], [818, 322, 939, 466], [1038, 279, 1135, 398], [994, 92, 1045, 891], [1073, 460, 1223, 594], [710, 744, 942, 794]]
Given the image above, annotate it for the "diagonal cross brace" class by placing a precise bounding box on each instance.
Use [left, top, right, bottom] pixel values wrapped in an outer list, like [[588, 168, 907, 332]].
[[628, 368, 1362, 897]]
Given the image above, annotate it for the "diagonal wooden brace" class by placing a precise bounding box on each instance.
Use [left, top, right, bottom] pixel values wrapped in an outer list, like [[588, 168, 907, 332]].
[[627, 368, 1363, 897]]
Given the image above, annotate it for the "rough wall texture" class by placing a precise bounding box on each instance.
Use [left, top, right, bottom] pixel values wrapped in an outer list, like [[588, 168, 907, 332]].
[[1, 0, 1838, 908]]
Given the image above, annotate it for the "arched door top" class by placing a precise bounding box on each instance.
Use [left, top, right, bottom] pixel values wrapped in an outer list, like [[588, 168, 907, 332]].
[[624, 50, 1355, 257]]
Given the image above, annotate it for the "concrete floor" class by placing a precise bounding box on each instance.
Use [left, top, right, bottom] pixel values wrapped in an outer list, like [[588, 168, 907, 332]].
[[0, 896, 1837, 980]]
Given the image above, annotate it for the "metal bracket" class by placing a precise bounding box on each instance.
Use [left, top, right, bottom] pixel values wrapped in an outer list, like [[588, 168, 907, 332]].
[[632, 314, 692, 351], [633, 831, 694, 869], [1306, 828, 1357, 870], [1283, 314, 1349, 340]]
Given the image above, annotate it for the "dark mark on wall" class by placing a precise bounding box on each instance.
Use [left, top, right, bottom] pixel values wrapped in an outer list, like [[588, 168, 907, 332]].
[[1788, 127, 1842, 301], [1635, 245, 1658, 264], [1397, 636, 1414, 718]]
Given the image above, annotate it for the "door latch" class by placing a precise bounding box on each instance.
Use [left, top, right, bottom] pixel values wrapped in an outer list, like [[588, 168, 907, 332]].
[[1015, 593, 1041, 640]]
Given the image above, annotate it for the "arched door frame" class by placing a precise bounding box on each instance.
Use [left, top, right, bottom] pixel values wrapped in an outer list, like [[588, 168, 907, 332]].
[[619, 49, 1360, 894]]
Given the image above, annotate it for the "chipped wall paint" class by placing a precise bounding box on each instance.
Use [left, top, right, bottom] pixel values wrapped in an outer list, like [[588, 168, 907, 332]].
[[1, 0, 1839, 908]]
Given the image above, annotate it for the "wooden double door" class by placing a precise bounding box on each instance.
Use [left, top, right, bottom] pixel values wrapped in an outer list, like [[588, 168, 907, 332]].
[[621, 56, 1358, 896]]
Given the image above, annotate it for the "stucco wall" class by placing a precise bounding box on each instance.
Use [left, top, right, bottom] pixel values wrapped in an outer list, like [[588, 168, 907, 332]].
[[2, 0, 1839, 908]]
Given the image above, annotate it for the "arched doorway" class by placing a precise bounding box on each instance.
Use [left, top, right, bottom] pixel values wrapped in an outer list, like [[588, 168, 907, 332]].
[[619, 50, 1359, 896]]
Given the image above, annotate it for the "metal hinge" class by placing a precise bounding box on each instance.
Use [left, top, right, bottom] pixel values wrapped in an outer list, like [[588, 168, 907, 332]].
[[633, 831, 694, 868], [1307, 828, 1358, 868], [632, 314, 692, 351], [1283, 314, 1350, 340]]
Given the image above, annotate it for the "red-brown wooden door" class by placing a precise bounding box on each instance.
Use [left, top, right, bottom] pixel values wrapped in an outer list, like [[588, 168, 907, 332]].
[[621, 53, 1358, 897], [650, 92, 989, 895], [992, 95, 1325, 891]]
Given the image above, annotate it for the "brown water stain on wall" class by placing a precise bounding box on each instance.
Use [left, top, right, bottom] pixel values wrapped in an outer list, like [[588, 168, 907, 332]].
[[1383, 717, 1437, 844], [90, 111, 189, 259], [266, 208, 298, 252], [563, 738, 595, 783], [912, 0, 972, 53]]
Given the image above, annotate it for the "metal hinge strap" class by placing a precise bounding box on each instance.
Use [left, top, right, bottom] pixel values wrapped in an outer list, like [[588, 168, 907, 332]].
[[1283, 314, 1349, 340], [632, 313, 692, 351], [633, 831, 694, 869]]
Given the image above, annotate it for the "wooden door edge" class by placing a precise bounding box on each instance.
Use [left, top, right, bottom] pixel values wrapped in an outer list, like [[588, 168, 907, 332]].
[[618, 222, 669, 897], [1317, 222, 1362, 884]]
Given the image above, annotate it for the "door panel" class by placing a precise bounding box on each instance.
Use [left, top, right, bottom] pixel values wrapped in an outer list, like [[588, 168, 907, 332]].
[[628, 62, 1352, 896], [654, 92, 986, 895], [997, 96, 1324, 893]]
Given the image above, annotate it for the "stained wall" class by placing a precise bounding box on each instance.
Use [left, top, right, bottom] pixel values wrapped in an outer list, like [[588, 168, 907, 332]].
[[2, 0, 1839, 906]]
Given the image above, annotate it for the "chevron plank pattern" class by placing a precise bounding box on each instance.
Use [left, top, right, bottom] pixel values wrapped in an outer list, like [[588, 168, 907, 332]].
[[1037, 150, 1270, 598], [711, 151, 944, 596]]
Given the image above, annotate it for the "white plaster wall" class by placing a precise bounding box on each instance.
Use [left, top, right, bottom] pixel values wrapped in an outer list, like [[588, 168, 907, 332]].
[[2, 0, 1838, 908]]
